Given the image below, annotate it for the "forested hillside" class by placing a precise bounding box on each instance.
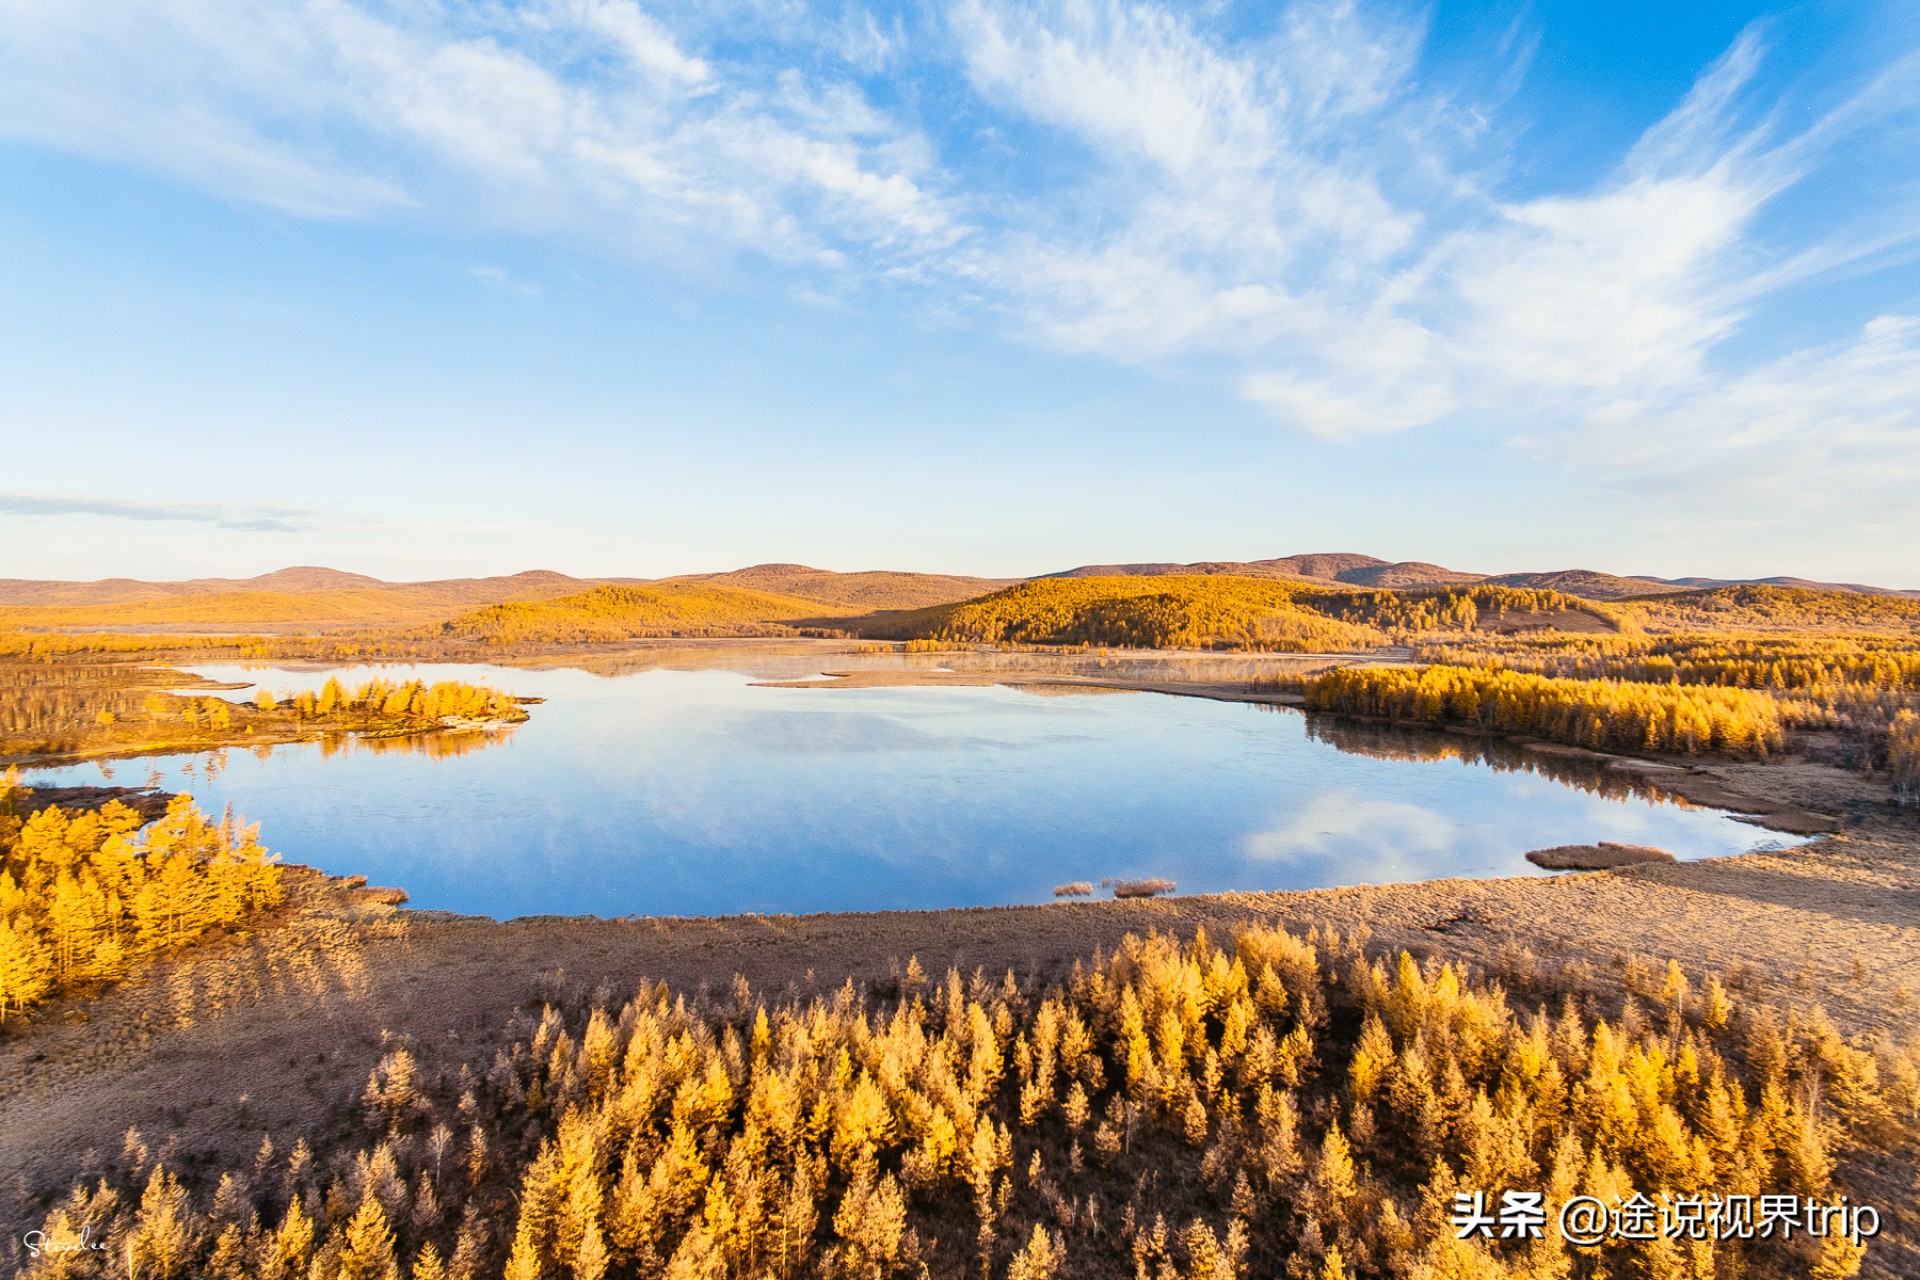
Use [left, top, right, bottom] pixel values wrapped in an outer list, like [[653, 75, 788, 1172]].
[[16, 920, 1912, 1278], [432, 584, 837, 644], [5, 570, 1919, 791], [874, 577, 1382, 650], [874, 577, 1615, 651], [1620, 586, 1920, 636], [660, 565, 1017, 612]]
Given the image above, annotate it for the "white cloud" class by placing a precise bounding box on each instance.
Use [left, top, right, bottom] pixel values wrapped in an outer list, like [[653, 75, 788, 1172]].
[[0, 493, 314, 532], [944, 0, 1920, 521], [0, 0, 960, 266], [832, 7, 905, 73], [1558, 315, 1920, 503], [0, 0, 1916, 517], [564, 0, 712, 83], [1244, 791, 1456, 861], [951, 0, 1429, 367], [1240, 370, 1456, 440]]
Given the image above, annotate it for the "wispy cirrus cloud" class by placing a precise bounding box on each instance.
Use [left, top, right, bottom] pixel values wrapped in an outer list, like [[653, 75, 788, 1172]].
[[0, 0, 964, 268], [0, 493, 314, 533], [942, 1, 1920, 521], [956, 10, 1911, 405], [1547, 315, 1920, 505], [951, 0, 1435, 365], [1, 0, 1917, 520]]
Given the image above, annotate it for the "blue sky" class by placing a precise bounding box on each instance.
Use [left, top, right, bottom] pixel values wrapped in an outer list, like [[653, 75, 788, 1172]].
[[1, 0, 1916, 584]]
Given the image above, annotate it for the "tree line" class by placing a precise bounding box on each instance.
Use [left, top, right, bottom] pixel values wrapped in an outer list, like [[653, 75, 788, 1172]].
[[1618, 585, 1920, 637], [1303, 666, 1786, 757], [1412, 635, 1920, 695], [0, 781, 283, 1022], [1315, 586, 1617, 636], [1409, 633, 1920, 784], [266, 678, 525, 726]]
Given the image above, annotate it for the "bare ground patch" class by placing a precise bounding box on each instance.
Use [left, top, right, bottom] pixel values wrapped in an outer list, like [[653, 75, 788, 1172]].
[[1525, 841, 1675, 869]]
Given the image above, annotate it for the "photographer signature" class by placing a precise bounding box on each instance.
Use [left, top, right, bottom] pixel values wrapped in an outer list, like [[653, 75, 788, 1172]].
[[21, 1226, 109, 1259]]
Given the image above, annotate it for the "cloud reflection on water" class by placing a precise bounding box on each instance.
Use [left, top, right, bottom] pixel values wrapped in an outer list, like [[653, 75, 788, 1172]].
[[27, 659, 1798, 918]]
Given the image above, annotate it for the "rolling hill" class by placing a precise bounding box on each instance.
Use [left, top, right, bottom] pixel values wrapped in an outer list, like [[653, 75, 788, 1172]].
[[1046, 553, 1917, 601], [0, 557, 1913, 641], [867, 575, 1617, 650], [0, 571, 605, 633], [0, 566, 615, 608], [1049, 553, 1566, 591], [1619, 584, 1920, 635], [1479, 569, 1692, 600], [656, 563, 1016, 612], [1048, 553, 1382, 583], [869, 575, 1386, 649], [430, 583, 839, 643], [0, 563, 1013, 634]]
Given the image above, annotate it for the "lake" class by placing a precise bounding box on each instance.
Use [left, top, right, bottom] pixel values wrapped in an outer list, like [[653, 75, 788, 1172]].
[[23, 653, 1796, 918]]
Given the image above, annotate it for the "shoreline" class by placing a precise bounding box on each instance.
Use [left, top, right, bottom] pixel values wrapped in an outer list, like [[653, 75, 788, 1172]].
[[754, 656, 1846, 839], [1, 659, 1914, 1259], [1, 636, 1864, 838], [6, 641, 1855, 865], [4, 808, 1915, 1241]]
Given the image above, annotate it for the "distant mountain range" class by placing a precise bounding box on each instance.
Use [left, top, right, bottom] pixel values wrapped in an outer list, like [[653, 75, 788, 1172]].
[[0, 566, 621, 608], [0, 556, 1913, 623], [1046, 554, 1920, 601]]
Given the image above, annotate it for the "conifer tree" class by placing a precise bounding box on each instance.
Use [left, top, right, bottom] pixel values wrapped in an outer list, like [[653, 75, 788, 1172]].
[[0, 919, 52, 1020], [336, 1196, 400, 1280]]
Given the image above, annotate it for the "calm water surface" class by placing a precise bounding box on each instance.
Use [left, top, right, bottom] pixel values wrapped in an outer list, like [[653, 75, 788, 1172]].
[[27, 659, 1794, 918]]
